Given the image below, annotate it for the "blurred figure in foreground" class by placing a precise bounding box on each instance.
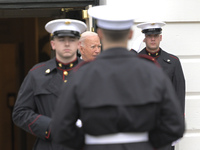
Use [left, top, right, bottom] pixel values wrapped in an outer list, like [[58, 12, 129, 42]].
[[51, 5, 185, 150]]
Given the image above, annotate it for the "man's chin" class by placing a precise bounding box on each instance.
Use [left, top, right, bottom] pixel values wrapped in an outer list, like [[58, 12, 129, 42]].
[[149, 47, 159, 51]]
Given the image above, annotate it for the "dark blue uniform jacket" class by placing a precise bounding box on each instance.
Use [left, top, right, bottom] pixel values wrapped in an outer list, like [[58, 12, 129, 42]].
[[51, 48, 185, 150], [12, 57, 82, 150], [139, 48, 185, 113]]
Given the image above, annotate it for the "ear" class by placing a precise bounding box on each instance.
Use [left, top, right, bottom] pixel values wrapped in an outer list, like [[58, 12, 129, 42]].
[[128, 29, 134, 39], [50, 40, 55, 50], [78, 42, 85, 54], [143, 36, 146, 42], [160, 35, 162, 41], [78, 41, 81, 51], [97, 28, 103, 40]]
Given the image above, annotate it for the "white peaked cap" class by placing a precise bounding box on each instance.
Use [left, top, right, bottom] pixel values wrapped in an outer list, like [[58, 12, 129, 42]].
[[137, 22, 166, 35], [88, 5, 135, 30], [45, 19, 87, 37], [137, 22, 166, 30]]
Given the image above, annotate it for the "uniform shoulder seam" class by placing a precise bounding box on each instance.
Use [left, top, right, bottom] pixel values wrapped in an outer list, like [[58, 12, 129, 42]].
[[162, 50, 179, 60], [30, 64, 46, 71], [73, 60, 93, 72], [169, 55, 179, 60]]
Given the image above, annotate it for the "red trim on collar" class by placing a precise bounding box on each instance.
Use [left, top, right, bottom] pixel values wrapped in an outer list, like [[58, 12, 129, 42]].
[[57, 67, 74, 72]]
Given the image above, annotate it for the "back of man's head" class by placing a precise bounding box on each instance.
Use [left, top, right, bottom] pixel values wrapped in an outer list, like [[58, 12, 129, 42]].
[[88, 5, 135, 49], [101, 29, 131, 43]]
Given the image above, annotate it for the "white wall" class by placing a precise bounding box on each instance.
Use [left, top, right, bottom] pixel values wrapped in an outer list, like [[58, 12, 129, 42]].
[[99, 0, 200, 149]]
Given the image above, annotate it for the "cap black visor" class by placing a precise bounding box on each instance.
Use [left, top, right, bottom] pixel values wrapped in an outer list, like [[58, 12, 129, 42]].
[[142, 28, 162, 35], [53, 30, 80, 38]]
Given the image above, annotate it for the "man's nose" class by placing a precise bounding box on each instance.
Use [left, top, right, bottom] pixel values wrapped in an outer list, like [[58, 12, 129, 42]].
[[151, 36, 155, 40], [65, 40, 70, 45], [95, 47, 101, 53]]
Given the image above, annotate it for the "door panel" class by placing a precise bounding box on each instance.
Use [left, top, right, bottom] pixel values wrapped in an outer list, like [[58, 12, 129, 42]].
[[0, 44, 19, 150]]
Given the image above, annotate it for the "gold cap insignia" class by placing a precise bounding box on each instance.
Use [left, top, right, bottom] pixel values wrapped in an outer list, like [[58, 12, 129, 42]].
[[65, 21, 71, 25], [151, 23, 155, 25]]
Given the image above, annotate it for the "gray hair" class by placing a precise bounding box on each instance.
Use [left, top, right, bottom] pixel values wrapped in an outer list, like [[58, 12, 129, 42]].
[[79, 31, 99, 47]]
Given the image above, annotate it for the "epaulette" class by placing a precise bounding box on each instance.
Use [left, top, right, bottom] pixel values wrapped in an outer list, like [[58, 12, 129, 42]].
[[73, 60, 93, 72], [30, 64, 46, 71], [138, 54, 160, 67]]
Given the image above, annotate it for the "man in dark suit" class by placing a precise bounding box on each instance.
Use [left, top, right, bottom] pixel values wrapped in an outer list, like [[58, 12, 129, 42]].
[[78, 31, 101, 61], [50, 5, 185, 150], [12, 19, 87, 150], [137, 22, 185, 150]]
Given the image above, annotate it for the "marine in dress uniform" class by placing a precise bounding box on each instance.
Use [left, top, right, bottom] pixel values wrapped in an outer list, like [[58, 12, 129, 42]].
[[137, 22, 185, 114], [137, 22, 185, 150], [50, 5, 185, 150], [12, 19, 87, 150]]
